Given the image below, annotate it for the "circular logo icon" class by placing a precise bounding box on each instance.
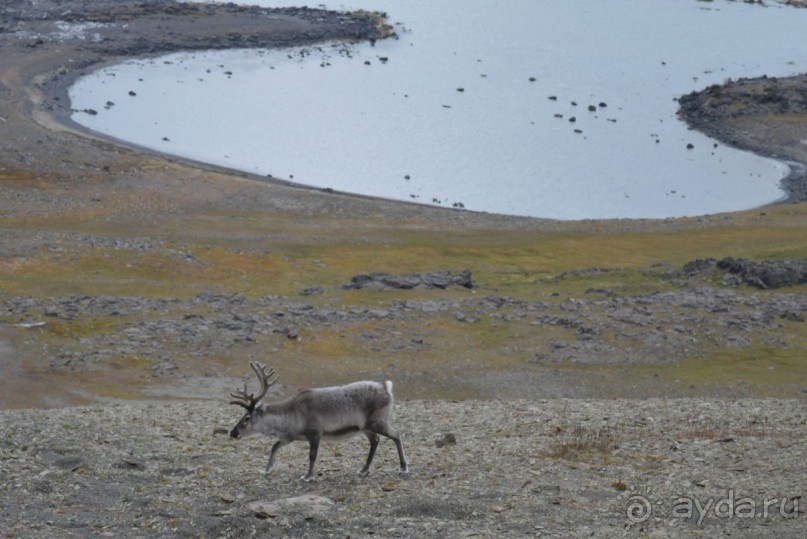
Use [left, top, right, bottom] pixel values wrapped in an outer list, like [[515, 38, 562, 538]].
[[626, 495, 652, 523]]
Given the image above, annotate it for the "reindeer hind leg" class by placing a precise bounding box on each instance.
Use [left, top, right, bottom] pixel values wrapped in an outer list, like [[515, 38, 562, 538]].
[[368, 420, 409, 477]]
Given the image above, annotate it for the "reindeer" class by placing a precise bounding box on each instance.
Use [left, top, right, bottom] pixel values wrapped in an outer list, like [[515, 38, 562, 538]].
[[229, 361, 409, 482]]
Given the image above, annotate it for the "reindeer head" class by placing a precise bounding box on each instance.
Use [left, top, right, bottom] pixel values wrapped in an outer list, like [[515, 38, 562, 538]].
[[229, 361, 278, 439]]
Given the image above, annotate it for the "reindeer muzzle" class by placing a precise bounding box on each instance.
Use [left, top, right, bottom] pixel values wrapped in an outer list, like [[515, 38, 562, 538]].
[[229, 427, 241, 439]]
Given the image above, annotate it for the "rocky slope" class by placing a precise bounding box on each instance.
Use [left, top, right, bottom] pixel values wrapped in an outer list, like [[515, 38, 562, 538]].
[[4, 263, 807, 405]]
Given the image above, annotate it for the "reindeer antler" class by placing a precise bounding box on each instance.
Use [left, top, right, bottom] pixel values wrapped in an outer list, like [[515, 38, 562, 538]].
[[229, 361, 279, 410]]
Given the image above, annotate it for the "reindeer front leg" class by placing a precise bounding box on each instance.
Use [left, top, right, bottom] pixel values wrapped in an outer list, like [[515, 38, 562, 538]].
[[302, 434, 320, 482], [264, 439, 289, 474]]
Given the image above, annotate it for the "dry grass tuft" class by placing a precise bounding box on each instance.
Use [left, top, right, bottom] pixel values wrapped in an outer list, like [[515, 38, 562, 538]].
[[546, 425, 622, 461]]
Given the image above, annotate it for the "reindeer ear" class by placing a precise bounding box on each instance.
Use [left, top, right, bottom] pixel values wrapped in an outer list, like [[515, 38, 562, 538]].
[[255, 401, 265, 411]]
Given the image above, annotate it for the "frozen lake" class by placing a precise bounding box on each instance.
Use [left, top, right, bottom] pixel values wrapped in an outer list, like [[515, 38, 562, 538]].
[[69, 0, 807, 220]]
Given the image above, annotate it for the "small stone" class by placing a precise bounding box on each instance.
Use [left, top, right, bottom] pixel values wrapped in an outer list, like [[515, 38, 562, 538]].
[[281, 328, 298, 339], [248, 495, 334, 519], [116, 458, 145, 471], [435, 433, 457, 448], [382, 481, 401, 492], [54, 456, 84, 472]]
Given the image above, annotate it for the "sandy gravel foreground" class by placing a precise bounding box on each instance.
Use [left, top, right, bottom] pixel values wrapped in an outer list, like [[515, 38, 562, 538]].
[[2, 398, 806, 538]]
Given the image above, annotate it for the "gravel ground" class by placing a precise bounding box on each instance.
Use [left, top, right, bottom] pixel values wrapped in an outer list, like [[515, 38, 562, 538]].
[[2, 398, 806, 538]]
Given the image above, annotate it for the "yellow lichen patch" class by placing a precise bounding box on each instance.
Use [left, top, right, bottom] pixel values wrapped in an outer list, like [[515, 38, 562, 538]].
[[352, 10, 395, 38], [0, 172, 34, 183], [111, 354, 154, 372], [192, 247, 299, 296], [41, 316, 126, 340], [766, 112, 807, 125]]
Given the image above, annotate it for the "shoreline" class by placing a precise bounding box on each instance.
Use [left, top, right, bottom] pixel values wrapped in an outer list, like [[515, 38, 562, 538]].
[[44, 62, 484, 221], [1, 0, 561, 233], [3, 2, 805, 222], [57, 60, 807, 218], [14, 2, 432, 208], [776, 160, 807, 206], [677, 74, 807, 206]]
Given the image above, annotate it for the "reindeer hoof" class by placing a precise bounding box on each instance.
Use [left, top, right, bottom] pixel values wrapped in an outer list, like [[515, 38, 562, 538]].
[[300, 475, 315, 483], [358, 469, 370, 477], [399, 469, 410, 479]]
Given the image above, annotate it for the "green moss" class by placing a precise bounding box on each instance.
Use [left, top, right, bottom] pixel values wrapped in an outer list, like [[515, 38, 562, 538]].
[[4, 205, 807, 301], [663, 345, 807, 393], [5, 177, 807, 401]]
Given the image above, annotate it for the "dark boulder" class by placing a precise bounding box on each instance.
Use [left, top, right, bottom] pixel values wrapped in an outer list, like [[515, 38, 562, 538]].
[[686, 257, 807, 289], [345, 270, 476, 290]]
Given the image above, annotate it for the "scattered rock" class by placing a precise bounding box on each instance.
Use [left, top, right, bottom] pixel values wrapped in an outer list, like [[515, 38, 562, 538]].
[[300, 287, 324, 296], [53, 455, 85, 472], [686, 257, 807, 289], [682, 258, 717, 275], [248, 495, 335, 519], [115, 458, 146, 471], [584, 288, 615, 296], [344, 270, 475, 290], [435, 433, 457, 448]]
